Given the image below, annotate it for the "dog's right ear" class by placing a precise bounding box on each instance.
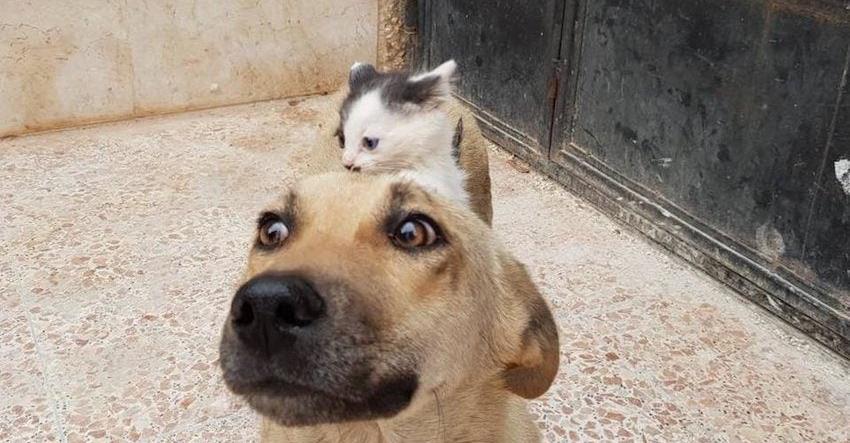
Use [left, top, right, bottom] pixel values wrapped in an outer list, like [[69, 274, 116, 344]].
[[349, 62, 377, 90], [499, 256, 560, 399]]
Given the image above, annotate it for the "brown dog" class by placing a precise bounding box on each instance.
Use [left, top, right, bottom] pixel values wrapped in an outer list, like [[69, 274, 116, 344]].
[[219, 172, 558, 442]]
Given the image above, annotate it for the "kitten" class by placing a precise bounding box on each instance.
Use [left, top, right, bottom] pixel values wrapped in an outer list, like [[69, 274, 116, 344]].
[[335, 60, 470, 208]]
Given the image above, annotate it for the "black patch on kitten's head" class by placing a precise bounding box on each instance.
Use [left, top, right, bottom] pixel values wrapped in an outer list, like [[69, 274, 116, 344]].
[[349, 63, 378, 87], [340, 63, 450, 123]]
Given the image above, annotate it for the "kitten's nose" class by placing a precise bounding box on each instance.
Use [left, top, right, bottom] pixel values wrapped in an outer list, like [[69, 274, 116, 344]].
[[344, 163, 360, 172]]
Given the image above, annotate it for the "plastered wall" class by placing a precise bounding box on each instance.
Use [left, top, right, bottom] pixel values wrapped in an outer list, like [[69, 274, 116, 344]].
[[0, 0, 376, 137]]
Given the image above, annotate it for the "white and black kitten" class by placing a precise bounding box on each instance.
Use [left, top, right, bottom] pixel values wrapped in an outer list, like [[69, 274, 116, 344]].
[[335, 60, 469, 208]]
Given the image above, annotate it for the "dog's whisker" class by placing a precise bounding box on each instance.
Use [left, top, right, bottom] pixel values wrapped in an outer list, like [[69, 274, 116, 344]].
[[434, 389, 446, 443]]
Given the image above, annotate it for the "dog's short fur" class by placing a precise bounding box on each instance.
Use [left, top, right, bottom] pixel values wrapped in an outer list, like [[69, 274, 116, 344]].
[[219, 173, 558, 442], [446, 99, 493, 225]]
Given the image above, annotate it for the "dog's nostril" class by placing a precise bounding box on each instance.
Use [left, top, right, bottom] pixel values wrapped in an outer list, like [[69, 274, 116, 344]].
[[275, 291, 324, 328], [276, 302, 308, 327], [233, 299, 254, 326]]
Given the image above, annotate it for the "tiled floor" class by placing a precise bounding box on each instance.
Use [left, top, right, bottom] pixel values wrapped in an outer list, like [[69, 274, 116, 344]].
[[2, 95, 849, 442]]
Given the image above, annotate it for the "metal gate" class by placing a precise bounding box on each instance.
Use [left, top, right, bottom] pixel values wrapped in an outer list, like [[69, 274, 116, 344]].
[[419, 0, 850, 358]]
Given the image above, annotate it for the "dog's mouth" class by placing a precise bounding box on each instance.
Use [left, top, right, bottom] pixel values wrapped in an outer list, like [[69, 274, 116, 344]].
[[225, 373, 419, 426], [226, 377, 334, 398]]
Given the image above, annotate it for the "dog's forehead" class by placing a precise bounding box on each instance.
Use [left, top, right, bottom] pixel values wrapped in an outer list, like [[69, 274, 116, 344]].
[[299, 173, 390, 210], [276, 173, 431, 221]]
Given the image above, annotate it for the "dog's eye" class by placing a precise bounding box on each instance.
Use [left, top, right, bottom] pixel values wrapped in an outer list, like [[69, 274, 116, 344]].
[[258, 216, 290, 248], [391, 216, 441, 249], [362, 137, 379, 150]]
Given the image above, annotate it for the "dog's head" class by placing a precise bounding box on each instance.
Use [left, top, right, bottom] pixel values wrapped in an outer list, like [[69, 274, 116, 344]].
[[219, 172, 559, 426]]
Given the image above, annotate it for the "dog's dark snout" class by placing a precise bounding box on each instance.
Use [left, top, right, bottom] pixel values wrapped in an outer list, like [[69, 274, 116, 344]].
[[230, 274, 325, 355]]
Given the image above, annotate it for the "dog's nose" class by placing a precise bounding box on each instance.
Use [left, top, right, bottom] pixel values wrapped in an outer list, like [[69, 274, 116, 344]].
[[230, 274, 325, 355]]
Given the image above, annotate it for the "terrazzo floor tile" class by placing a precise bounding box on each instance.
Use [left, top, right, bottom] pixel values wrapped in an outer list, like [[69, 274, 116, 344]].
[[2, 95, 850, 442], [0, 279, 58, 442]]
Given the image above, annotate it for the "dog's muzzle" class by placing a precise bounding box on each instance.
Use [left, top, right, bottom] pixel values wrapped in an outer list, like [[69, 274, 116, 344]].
[[220, 273, 419, 425]]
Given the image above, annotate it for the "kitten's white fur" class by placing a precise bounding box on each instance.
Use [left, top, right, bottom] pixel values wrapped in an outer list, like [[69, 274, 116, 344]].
[[341, 60, 469, 207]]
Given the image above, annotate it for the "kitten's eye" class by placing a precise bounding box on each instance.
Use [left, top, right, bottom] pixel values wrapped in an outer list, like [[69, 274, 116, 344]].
[[362, 137, 379, 150], [257, 215, 290, 248]]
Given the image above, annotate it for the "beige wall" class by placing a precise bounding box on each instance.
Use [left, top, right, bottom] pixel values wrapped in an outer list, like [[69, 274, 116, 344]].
[[0, 0, 376, 137]]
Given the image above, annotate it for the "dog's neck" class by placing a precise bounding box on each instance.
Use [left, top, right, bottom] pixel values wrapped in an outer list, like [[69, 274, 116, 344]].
[[260, 376, 539, 443]]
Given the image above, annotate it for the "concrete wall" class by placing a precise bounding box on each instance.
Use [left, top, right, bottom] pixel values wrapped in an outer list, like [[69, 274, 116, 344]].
[[0, 0, 377, 137]]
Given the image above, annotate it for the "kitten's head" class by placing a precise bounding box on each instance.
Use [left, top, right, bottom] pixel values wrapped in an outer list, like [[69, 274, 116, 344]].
[[336, 60, 457, 171]]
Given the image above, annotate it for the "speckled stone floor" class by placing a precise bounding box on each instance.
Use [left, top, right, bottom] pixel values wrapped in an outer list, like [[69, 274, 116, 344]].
[[2, 95, 850, 443]]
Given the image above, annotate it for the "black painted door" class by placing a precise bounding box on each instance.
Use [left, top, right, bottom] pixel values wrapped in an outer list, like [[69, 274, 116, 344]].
[[420, 0, 850, 357], [420, 0, 566, 155], [552, 0, 849, 311]]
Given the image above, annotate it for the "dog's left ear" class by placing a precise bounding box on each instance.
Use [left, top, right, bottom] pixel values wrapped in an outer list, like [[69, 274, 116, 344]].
[[500, 256, 560, 399]]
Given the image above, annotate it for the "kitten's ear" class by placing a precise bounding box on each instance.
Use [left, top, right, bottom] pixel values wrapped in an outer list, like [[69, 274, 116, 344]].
[[422, 59, 458, 83], [349, 62, 377, 90], [404, 59, 457, 107]]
